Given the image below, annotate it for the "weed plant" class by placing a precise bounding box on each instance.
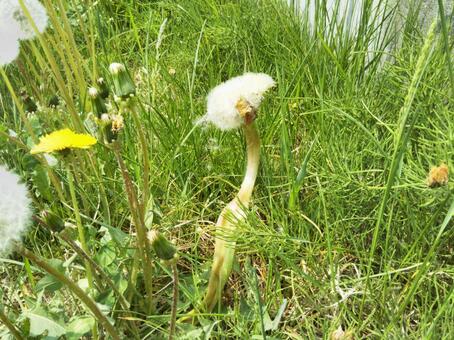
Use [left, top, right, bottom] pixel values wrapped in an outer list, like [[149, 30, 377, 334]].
[[0, 0, 453, 338]]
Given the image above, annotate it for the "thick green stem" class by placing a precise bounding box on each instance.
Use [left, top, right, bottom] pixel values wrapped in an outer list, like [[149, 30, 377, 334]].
[[202, 123, 260, 312], [16, 244, 120, 340], [0, 308, 24, 340]]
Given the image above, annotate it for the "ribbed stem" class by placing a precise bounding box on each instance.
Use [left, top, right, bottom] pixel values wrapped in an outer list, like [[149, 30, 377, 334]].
[[202, 122, 260, 312], [16, 244, 120, 340]]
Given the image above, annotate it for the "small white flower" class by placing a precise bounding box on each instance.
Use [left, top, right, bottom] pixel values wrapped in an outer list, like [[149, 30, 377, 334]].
[[0, 165, 32, 254], [0, 0, 48, 66], [199, 72, 275, 130]]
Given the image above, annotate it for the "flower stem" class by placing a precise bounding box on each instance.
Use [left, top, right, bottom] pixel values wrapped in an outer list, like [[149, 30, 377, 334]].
[[169, 263, 179, 340], [129, 99, 150, 214], [15, 244, 121, 340], [113, 142, 154, 311], [0, 308, 24, 340], [66, 163, 97, 339], [202, 122, 261, 312], [66, 164, 95, 289]]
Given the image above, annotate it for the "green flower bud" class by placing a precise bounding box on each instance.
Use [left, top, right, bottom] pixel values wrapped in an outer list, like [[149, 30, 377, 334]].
[[20, 90, 38, 112], [96, 77, 110, 99], [41, 210, 65, 232], [147, 230, 177, 261], [88, 87, 107, 118], [48, 95, 60, 108], [109, 63, 136, 99], [99, 114, 116, 144]]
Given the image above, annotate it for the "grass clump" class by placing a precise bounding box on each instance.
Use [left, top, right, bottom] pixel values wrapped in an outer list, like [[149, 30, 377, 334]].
[[0, 0, 453, 338]]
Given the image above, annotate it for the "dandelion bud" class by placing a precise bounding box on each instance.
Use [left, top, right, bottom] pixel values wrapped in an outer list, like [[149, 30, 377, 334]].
[[48, 95, 60, 108], [109, 62, 135, 99], [96, 77, 110, 99], [147, 230, 177, 262], [20, 90, 37, 113], [41, 210, 64, 232], [88, 87, 107, 119], [0, 165, 32, 255]]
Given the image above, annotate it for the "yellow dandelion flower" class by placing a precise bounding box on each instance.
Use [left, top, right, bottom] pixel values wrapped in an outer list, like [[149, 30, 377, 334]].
[[30, 128, 97, 155]]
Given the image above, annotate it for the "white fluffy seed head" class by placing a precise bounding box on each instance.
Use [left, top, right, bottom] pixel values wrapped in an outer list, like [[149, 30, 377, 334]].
[[0, 0, 48, 65], [0, 0, 48, 39], [200, 72, 275, 130], [0, 165, 32, 255], [0, 31, 20, 65]]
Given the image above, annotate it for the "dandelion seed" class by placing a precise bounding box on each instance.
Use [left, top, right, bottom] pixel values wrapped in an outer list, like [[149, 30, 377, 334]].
[[199, 72, 275, 130], [30, 128, 97, 154], [0, 165, 32, 255]]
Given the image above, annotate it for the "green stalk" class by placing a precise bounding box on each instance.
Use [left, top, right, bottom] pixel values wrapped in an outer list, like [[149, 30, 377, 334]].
[[169, 263, 179, 340], [0, 308, 24, 340], [113, 143, 154, 311], [437, 0, 454, 96], [66, 163, 97, 339], [15, 244, 121, 340], [361, 20, 437, 313], [129, 100, 150, 215], [202, 122, 261, 312]]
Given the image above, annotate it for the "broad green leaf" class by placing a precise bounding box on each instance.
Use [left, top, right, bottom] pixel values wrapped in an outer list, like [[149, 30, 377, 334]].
[[66, 315, 95, 339], [34, 259, 65, 293], [25, 307, 66, 338]]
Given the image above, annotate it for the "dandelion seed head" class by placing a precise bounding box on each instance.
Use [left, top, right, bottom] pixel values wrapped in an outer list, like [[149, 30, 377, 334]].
[[0, 0, 48, 40], [201, 72, 275, 130], [0, 0, 48, 65], [0, 31, 20, 65], [0, 165, 32, 254]]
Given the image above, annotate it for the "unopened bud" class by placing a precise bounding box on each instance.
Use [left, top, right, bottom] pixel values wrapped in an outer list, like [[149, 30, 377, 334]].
[[147, 230, 177, 261], [88, 87, 107, 118], [96, 77, 110, 99], [20, 90, 38, 113], [109, 62, 136, 99], [41, 210, 65, 232], [48, 95, 60, 108]]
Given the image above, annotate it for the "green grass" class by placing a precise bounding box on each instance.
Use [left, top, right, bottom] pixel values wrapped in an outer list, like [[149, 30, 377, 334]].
[[1, 0, 453, 338]]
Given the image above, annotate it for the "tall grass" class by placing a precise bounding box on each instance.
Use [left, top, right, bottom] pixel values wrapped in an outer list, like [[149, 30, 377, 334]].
[[1, 0, 453, 338]]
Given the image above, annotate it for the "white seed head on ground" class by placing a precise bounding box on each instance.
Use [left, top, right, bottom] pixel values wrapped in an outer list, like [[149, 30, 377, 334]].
[[0, 165, 32, 254]]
